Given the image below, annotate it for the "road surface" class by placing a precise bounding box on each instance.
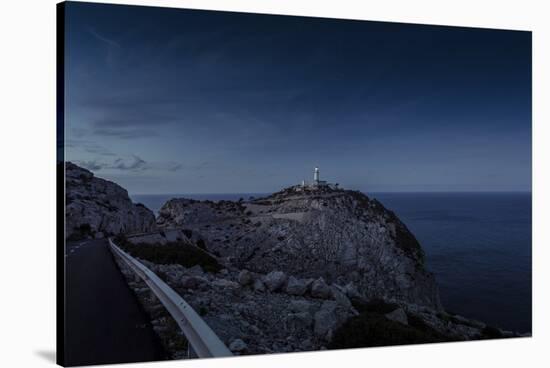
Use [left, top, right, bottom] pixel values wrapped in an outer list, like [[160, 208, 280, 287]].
[[64, 238, 165, 366]]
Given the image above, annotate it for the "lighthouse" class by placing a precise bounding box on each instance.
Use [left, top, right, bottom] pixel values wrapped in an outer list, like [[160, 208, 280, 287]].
[[295, 166, 334, 190], [314, 167, 320, 183]]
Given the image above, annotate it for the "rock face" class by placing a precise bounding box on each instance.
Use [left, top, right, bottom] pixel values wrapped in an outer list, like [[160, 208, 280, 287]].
[[65, 162, 156, 239], [157, 185, 442, 310]]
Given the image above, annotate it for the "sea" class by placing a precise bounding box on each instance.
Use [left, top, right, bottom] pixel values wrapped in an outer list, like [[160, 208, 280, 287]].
[[131, 192, 532, 333]]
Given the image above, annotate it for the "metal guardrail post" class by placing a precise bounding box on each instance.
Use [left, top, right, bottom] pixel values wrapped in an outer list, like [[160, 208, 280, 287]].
[[108, 238, 233, 359]]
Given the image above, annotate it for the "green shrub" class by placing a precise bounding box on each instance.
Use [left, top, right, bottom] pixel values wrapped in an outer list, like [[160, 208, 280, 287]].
[[329, 313, 446, 349], [119, 240, 221, 273], [67, 223, 93, 241], [330, 297, 450, 349], [352, 298, 399, 314]]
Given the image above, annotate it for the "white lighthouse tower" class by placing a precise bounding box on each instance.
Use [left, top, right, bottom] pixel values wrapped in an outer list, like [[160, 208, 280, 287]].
[[314, 167, 320, 184], [295, 166, 333, 191]]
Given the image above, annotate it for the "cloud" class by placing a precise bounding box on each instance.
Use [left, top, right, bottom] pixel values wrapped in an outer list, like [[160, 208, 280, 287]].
[[113, 155, 147, 171], [73, 151, 185, 173], [87, 27, 122, 68], [88, 27, 121, 49], [168, 163, 182, 171], [92, 127, 157, 139], [65, 139, 116, 156], [87, 109, 181, 140], [75, 160, 106, 171]]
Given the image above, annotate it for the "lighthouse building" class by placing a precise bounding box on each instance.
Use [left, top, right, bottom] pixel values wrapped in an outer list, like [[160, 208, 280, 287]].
[[297, 167, 338, 191], [313, 167, 327, 186]]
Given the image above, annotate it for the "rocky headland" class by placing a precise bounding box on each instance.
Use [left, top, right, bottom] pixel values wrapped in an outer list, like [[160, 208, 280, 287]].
[[157, 185, 441, 310], [120, 184, 524, 356]]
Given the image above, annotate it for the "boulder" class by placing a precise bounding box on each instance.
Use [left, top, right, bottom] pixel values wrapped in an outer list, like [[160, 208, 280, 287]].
[[310, 277, 331, 299], [289, 300, 315, 314], [343, 282, 361, 299], [285, 276, 307, 296], [229, 338, 247, 352], [253, 278, 266, 292], [166, 270, 184, 285], [180, 276, 208, 290], [263, 271, 287, 292], [304, 278, 315, 291], [314, 301, 339, 340], [187, 265, 205, 276], [238, 270, 254, 286], [385, 308, 409, 325], [452, 314, 486, 329], [284, 312, 313, 333], [212, 278, 241, 290], [331, 286, 352, 309]]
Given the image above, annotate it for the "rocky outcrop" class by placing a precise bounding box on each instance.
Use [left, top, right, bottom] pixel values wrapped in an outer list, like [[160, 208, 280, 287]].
[[157, 185, 441, 310], [65, 162, 156, 239]]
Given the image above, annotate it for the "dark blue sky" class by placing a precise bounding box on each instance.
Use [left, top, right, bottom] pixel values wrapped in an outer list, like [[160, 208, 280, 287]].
[[64, 2, 531, 194]]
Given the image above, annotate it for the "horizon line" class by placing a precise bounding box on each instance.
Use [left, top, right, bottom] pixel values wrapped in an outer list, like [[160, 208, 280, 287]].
[[130, 190, 533, 196]]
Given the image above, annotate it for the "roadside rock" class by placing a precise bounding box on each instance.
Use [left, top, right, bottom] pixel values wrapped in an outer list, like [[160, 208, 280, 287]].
[[253, 278, 266, 292], [238, 270, 254, 286], [314, 301, 340, 340], [181, 276, 208, 290], [331, 286, 352, 309], [187, 265, 205, 277], [310, 278, 331, 299], [284, 312, 313, 333], [385, 308, 408, 325], [289, 299, 316, 314], [229, 338, 247, 353], [343, 282, 360, 299], [212, 279, 241, 290], [285, 276, 308, 296], [263, 271, 287, 292]]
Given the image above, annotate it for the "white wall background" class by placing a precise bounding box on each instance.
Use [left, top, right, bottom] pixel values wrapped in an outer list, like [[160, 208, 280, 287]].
[[0, 0, 548, 367]]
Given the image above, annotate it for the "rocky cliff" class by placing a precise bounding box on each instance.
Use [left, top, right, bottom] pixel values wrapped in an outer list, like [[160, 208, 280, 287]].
[[157, 185, 441, 310], [65, 162, 156, 239]]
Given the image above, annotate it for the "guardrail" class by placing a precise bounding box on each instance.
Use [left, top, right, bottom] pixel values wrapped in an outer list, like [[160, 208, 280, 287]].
[[108, 238, 233, 359]]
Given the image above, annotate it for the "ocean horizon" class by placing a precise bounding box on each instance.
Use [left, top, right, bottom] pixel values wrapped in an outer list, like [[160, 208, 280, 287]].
[[131, 191, 532, 333]]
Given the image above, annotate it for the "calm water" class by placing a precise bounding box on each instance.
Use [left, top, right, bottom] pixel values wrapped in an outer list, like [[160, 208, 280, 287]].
[[132, 192, 532, 333]]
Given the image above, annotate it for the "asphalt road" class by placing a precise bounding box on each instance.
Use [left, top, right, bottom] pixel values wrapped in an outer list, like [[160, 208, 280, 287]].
[[64, 239, 165, 366]]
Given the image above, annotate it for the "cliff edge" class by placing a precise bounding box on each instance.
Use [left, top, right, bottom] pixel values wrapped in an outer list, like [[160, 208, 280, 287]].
[[65, 162, 156, 239]]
